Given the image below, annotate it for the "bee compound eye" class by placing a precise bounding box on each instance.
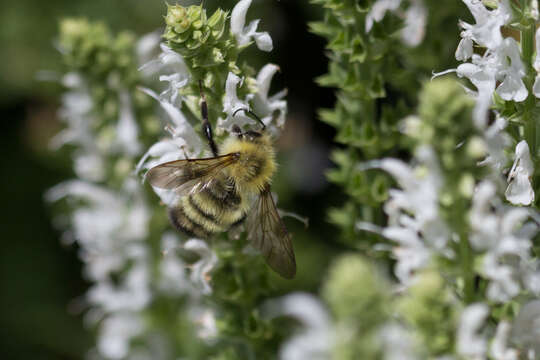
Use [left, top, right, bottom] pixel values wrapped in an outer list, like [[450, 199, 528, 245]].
[[245, 131, 262, 140]]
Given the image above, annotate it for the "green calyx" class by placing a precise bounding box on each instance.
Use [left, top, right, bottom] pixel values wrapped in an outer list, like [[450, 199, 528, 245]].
[[163, 4, 230, 67], [59, 18, 138, 84]]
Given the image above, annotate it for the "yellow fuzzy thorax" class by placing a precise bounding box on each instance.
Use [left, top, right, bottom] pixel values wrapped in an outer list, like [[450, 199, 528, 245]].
[[220, 133, 276, 194]]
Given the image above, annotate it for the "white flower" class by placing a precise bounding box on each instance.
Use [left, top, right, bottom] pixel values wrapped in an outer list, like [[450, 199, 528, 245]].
[[533, 0, 540, 20], [217, 72, 253, 132], [477, 115, 511, 170], [88, 256, 151, 312], [135, 87, 206, 203], [231, 0, 273, 51], [400, 0, 427, 47], [116, 90, 141, 156], [532, 75, 540, 98], [511, 300, 540, 357], [470, 180, 539, 302], [459, 0, 511, 50], [357, 146, 450, 285], [139, 87, 203, 157], [73, 152, 105, 182], [365, 0, 402, 32], [251, 64, 287, 134], [380, 323, 420, 360], [52, 75, 95, 149], [365, 0, 426, 47], [139, 44, 190, 104], [136, 31, 161, 70], [454, 58, 497, 128], [534, 27, 540, 72], [46, 179, 151, 285], [454, 39, 527, 128], [456, 303, 489, 360], [218, 67, 288, 135], [97, 313, 144, 359], [190, 307, 218, 341], [184, 239, 218, 295], [456, 36, 474, 61], [438, 0, 524, 128], [490, 321, 518, 360], [263, 292, 332, 360], [158, 233, 190, 295], [495, 38, 527, 102], [506, 140, 535, 206]]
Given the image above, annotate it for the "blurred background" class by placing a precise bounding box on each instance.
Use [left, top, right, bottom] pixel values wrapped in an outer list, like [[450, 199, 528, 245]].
[[0, 1, 339, 358]]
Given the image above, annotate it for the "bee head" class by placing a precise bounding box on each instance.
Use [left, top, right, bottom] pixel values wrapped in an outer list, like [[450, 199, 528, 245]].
[[232, 124, 263, 142]]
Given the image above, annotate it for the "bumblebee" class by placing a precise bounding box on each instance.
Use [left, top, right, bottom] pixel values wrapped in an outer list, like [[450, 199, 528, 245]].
[[146, 85, 296, 279]]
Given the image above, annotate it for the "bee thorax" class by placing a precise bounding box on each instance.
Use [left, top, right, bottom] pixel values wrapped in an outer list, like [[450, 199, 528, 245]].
[[221, 134, 277, 194]]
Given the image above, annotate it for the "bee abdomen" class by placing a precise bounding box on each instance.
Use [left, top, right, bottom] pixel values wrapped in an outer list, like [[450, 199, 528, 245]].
[[168, 206, 212, 239]]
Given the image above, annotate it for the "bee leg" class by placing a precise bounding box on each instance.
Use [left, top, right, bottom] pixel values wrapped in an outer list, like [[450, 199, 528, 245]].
[[180, 145, 190, 160], [199, 81, 219, 157]]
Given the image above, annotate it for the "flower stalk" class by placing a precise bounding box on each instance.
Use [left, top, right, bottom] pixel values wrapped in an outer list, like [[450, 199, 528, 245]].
[[522, 20, 537, 160]]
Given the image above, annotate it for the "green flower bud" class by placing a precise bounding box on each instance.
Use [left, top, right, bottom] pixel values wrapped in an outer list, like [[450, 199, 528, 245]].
[[323, 254, 389, 322], [466, 136, 487, 160], [396, 270, 456, 356], [459, 173, 475, 198]]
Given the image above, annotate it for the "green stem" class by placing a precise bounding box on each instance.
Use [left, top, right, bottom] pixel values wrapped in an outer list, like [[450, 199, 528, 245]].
[[521, 21, 537, 159], [460, 232, 475, 303]]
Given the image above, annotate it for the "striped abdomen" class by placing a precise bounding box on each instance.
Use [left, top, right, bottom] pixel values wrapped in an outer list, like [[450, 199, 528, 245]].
[[168, 177, 247, 239]]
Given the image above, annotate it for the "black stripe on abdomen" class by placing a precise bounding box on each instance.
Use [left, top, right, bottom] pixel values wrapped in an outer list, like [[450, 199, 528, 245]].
[[201, 182, 242, 210], [168, 206, 211, 239], [188, 195, 220, 225]]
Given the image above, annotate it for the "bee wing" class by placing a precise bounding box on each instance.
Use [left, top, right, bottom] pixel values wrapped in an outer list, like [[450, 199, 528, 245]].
[[145, 153, 239, 196], [246, 186, 296, 279]]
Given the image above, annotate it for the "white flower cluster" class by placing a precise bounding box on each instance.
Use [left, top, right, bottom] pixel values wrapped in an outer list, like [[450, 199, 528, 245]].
[[357, 146, 451, 286], [455, 302, 539, 360], [217, 64, 287, 135], [435, 0, 537, 206], [470, 180, 540, 302], [445, 0, 523, 129], [53, 73, 141, 182], [264, 292, 421, 360], [49, 32, 223, 359]]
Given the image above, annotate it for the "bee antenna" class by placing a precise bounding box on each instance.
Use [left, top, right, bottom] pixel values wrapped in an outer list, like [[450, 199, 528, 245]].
[[233, 108, 266, 131]]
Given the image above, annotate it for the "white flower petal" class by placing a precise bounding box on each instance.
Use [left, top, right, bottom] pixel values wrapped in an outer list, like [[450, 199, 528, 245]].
[[457, 303, 489, 359], [490, 321, 518, 360], [511, 300, 540, 355], [456, 37, 474, 61], [116, 90, 141, 155], [217, 72, 252, 131], [506, 141, 534, 206], [231, 0, 252, 42], [263, 292, 332, 360], [380, 323, 420, 360], [231, 0, 273, 51], [401, 0, 427, 47], [184, 239, 218, 294], [533, 75, 540, 98], [365, 0, 402, 32], [254, 32, 273, 51], [138, 87, 202, 155], [535, 27, 540, 72], [97, 313, 144, 359]]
